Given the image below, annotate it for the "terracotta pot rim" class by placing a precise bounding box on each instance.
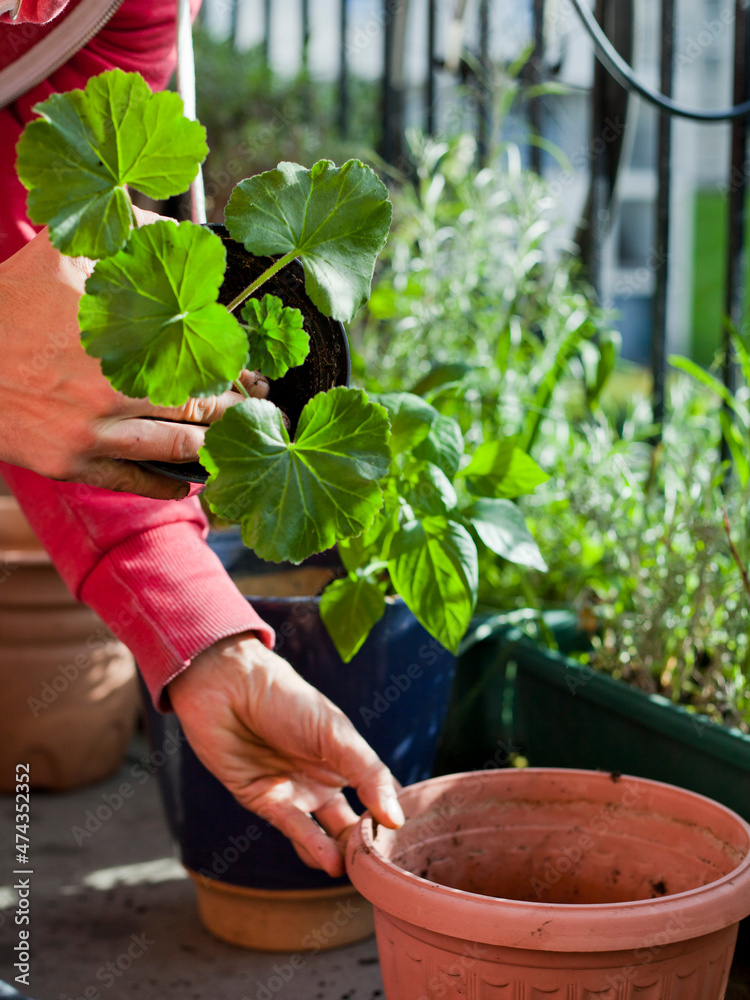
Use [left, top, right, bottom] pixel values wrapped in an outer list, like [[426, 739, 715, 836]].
[[346, 768, 750, 952]]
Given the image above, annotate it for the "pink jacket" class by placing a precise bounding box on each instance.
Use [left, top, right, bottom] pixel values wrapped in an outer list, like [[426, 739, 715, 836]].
[[0, 0, 274, 709]]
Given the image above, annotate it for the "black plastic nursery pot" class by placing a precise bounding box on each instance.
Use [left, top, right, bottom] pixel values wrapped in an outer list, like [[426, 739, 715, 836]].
[[141, 224, 350, 485], [437, 612, 750, 824], [141, 533, 456, 951]]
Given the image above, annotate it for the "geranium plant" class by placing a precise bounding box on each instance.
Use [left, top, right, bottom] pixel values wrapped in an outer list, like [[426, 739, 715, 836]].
[[16, 68, 548, 660]]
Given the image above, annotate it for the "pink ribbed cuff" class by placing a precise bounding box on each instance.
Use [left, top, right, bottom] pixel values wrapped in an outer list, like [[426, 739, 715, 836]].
[[78, 520, 274, 711]]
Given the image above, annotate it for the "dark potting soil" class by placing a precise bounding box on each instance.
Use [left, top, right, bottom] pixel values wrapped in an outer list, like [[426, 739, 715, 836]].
[[139, 226, 349, 484], [214, 227, 349, 436]]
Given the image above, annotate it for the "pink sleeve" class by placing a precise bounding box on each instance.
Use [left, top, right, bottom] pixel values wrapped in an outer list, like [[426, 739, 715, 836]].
[[1, 463, 274, 710], [1, 0, 275, 711], [0, 1, 69, 24]]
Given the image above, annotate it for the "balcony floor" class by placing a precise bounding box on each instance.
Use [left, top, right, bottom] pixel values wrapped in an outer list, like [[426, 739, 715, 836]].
[[1, 735, 748, 1000]]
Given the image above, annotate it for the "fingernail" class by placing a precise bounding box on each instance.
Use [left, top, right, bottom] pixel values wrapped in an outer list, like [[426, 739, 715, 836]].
[[384, 794, 405, 827]]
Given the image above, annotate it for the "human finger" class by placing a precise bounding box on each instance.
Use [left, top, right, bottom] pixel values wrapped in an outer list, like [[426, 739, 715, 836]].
[[76, 457, 189, 500], [115, 388, 247, 425], [320, 721, 405, 830], [237, 369, 271, 399], [253, 794, 345, 877], [313, 792, 360, 843], [94, 418, 208, 464]]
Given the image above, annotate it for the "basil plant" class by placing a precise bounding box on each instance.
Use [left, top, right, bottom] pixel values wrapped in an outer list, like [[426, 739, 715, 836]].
[[16, 68, 548, 661]]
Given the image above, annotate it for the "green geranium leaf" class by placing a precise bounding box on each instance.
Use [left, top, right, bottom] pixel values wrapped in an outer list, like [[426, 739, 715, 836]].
[[389, 516, 478, 653], [241, 294, 309, 380], [78, 221, 247, 405], [466, 499, 548, 571], [461, 438, 549, 498], [373, 392, 438, 455], [16, 69, 207, 259], [320, 575, 386, 662], [413, 414, 464, 478], [201, 388, 391, 564], [225, 159, 392, 322]]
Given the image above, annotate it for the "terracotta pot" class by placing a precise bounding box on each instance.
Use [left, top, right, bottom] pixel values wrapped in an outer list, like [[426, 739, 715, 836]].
[[0, 496, 139, 792], [346, 768, 750, 1000]]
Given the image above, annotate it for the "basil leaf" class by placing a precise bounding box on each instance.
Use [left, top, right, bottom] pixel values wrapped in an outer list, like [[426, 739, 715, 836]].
[[408, 464, 458, 516], [225, 159, 392, 322], [462, 438, 549, 498], [78, 221, 247, 405], [388, 517, 478, 653], [201, 388, 391, 564], [373, 392, 438, 454], [320, 576, 386, 662], [413, 414, 464, 477], [466, 498, 548, 571], [16, 69, 207, 259], [241, 294, 309, 380]]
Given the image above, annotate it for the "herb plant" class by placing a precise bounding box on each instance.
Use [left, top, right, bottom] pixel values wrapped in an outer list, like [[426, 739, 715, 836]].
[[16, 69, 548, 661]]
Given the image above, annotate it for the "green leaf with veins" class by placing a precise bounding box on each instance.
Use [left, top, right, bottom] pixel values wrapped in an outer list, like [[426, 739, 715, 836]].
[[78, 221, 247, 405], [389, 517, 478, 653], [413, 414, 464, 478], [16, 69, 207, 259], [241, 294, 309, 379], [200, 388, 392, 564], [224, 159, 392, 322], [320, 575, 386, 662], [407, 463, 458, 516], [465, 498, 548, 571], [373, 392, 437, 455], [461, 438, 549, 498]]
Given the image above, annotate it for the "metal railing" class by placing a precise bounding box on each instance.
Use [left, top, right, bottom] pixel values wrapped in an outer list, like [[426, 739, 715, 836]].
[[205, 0, 750, 431]]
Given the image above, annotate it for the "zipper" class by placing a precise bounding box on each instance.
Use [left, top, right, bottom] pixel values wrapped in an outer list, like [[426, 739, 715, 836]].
[[0, 0, 124, 109]]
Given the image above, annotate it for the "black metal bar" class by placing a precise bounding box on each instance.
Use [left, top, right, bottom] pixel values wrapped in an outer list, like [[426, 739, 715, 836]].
[[381, 0, 408, 166], [338, 0, 349, 135], [262, 0, 271, 66], [530, 0, 545, 175], [723, 0, 749, 417], [651, 0, 675, 433], [426, 0, 436, 134], [230, 0, 240, 48], [588, 0, 610, 298], [301, 0, 310, 73], [477, 0, 492, 164]]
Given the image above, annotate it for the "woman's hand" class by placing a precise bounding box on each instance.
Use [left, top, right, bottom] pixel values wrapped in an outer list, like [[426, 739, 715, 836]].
[[168, 634, 405, 876], [0, 209, 265, 499]]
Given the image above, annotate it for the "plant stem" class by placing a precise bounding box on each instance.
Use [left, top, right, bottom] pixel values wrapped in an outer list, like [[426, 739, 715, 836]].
[[722, 506, 750, 603], [225, 251, 299, 314], [233, 379, 251, 398]]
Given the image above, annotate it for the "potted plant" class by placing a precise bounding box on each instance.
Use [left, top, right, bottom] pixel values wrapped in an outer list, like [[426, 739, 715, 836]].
[[346, 768, 750, 1000], [347, 131, 750, 825], [15, 68, 549, 949]]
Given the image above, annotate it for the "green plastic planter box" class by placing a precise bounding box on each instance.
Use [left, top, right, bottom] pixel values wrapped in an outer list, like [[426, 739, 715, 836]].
[[437, 613, 750, 824]]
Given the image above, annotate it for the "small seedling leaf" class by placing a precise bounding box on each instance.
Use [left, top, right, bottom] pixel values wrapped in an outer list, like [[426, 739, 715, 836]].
[[241, 294, 309, 380]]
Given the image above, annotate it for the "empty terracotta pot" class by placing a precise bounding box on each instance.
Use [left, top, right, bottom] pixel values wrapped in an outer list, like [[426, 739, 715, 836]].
[[0, 496, 139, 791], [346, 768, 750, 1000]]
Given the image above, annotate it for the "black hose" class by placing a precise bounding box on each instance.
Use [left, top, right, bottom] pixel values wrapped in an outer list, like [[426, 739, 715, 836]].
[[569, 0, 750, 121]]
